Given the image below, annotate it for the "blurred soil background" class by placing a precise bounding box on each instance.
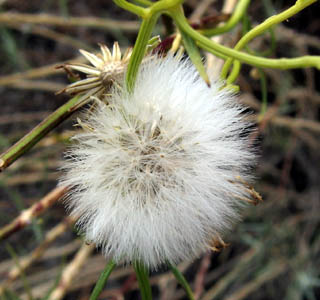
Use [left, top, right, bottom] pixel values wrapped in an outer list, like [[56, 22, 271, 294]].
[[0, 0, 320, 299]]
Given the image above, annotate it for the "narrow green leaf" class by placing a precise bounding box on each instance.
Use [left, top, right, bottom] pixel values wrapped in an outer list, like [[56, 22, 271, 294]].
[[180, 29, 210, 86], [89, 260, 116, 300], [168, 263, 195, 300]]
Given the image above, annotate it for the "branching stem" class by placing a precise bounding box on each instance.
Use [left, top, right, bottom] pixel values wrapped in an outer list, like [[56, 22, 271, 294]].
[[221, 0, 317, 80], [169, 5, 320, 74]]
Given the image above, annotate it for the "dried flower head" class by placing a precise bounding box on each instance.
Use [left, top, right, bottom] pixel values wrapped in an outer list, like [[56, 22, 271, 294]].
[[58, 42, 132, 103], [60, 55, 257, 270]]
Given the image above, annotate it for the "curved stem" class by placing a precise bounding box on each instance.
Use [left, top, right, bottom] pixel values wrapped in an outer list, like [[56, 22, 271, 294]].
[[113, 0, 147, 17], [148, 0, 185, 15], [221, 0, 317, 79], [169, 263, 195, 300], [134, 261, 152, 300], [257, 68, 268, 121], [201, 0, 251, 36], [90, 260, 116, 300], [226, 60, 241, 85], [169, 6, 320, 73], [132, 0, 153, 6]]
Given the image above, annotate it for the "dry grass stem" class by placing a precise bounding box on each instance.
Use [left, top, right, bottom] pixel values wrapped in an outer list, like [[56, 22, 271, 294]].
[[224, 260, 287, 300], [0, 186, 68, 241], [205, 0, 238, 74], [194, 252, 212, 299], [189, 0, 217, 23], [4, 173, 59, 187], [4, 23, 94, 52], [0, 217, 76, 296], [0, 13, 140, 32], [47, 243, 95, 300], [0, 56, 85, 87], [6, 80, 65, 92], [202, 248, 257, 300]]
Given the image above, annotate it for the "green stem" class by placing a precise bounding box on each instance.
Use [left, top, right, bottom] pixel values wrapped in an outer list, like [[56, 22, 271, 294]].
[[114, 0, 185, 92], [113, 0, 147, 17], [257, 68, 268, 121], [148, 0, 184, 15], [221, 0, 317, 79], [169, 6, 320, 72], [134, 261, 152, 300], [226, 60, 241, 85], [132, 0, 153, 6], [126, 16, 159, 92], [201, 0, 251, 36], [0, 95, 80, 172], [90, 260, 116, 300], [169, 263, 195, 300]]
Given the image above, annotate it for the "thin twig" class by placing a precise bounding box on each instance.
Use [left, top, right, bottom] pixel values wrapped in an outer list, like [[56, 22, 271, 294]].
[[0, 12, 140, 32], [47, 243, 95, 300], [224, 260, 287, 300], [0, 217, 76, 296], [0, 186, 68, 241], [0, 111, 51, 125], [0, 56, 84, 87], [0, 240, 81, 275], [206, 0, 238, 75], [4, 172, 59, 186], [189, 0, 217, 23], [240, 93, 320, 134], [276, 24, 320, 50], [4, 23, 94, 51], [247, 114, 320, 134], [201, 248, 257, 300], [4, 79, 65, 92], [268, 115, 320, 134], [194, 252, 212, 300]]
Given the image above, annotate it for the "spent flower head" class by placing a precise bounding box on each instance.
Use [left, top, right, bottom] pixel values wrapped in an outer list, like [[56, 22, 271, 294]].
[[58, 42, 132, 104], [60, 54, 258, 270]]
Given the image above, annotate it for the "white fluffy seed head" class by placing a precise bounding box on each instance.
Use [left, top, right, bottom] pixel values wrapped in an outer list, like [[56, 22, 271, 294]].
[[60, 55, 256, 270]]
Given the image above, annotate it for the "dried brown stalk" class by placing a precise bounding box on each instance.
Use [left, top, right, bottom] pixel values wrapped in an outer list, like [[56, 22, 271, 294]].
[[0, 186, 68, 241], [0, 56, 84, 87], [3, 79, 65, 92], [202, 248, 257, 300], [224, 260, 287, 300], [194, 252, 212, 300], [189, 0, 217, 23], [0, 112, 51, 125], [0, 217, 76, 296], [4, 172, 59, 187], [269, 115, 320, 134], [240, 93, 320, 134], [47, 243, 95, 300], [206, 0, 238, 74], [5, 23, 94, 52], [0, 12, 139, 32]]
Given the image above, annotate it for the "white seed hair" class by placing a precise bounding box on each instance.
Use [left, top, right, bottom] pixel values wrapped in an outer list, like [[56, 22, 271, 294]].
[[60, 55, 256, 270]]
